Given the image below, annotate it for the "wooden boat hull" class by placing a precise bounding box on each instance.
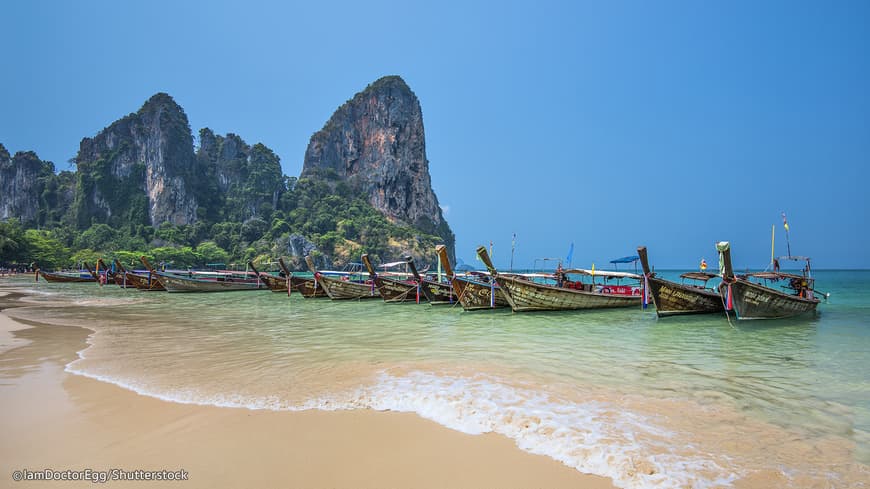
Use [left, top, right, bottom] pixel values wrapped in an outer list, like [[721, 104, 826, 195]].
[[157, 273, 266, 293], [122, 272, 166, 291], [451, 277, 509, 311], [373, 277, 424, 303], [258, 273, 289, 293], [718, 279, 819, 320], [316, 274, 379, 300], [37, 270, 97, 283], [110, 273, 138, 288], [648, 276, 724, 317], [419, 279, 456, 305], [291, 276, 328, 298], [496, 275, 640, 312]]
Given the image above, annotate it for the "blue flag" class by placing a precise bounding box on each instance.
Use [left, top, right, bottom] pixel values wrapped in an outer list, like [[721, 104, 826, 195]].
[[566, 242, 574, 267]]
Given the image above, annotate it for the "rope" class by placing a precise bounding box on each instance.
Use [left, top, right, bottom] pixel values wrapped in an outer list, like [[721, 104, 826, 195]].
[[383, 281, 418, 302], [719, 279, 736, 329], [450, 278, 473, 309]]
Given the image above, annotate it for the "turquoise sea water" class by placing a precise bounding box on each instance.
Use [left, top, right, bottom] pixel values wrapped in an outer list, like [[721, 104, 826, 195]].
[[2, 270, 868, 488]]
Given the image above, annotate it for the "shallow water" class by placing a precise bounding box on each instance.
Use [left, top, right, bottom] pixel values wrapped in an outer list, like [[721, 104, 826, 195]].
[[3, 271, 868, 488]]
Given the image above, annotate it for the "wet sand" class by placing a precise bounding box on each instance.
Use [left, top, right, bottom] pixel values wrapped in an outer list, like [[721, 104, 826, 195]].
[[0, 293, 614, 489]]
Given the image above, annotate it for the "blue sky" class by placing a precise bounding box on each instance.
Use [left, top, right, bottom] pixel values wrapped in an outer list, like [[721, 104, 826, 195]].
[[2, 0, 868, 268]]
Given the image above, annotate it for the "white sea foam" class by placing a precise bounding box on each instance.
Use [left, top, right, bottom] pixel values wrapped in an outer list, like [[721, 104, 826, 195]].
[[66, 342, 738, 489], [335, 372, 739, 489]]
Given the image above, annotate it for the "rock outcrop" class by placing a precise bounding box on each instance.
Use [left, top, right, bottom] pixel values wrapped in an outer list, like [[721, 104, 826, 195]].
[[301, 76, 454, 254], [74, 93, 198, 228], [284, 233, 330, 270], [197, 129, 284, 222], [0, 144, 56, 224]]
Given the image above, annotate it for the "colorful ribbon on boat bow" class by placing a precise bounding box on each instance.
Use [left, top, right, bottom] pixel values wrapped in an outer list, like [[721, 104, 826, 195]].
[[642, 274, 649, 309], [491, 279, 497, 308]]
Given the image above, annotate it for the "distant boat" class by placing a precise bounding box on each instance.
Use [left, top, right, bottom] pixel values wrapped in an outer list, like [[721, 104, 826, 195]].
[[119, 258, 165, 291], [305, 256, 379, 300], [476, 246, 642, 312], [406, 254, 455, 305], [637, 246, 724, 317], [362, 254, 423, 303], [248, 261, 289, 293], [278, 257, 327, 298], [36, 263, 98, 283], [716, 241, 821, 320], [140, 256, 266, 293], [98, 258, 136, 288], [436, 245, 508, 311]]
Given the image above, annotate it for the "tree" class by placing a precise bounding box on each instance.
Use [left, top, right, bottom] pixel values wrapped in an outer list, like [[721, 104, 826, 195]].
[[22, 229, 70, 269], [196, 241, 229, 266], [75, 223, 120, 251], [0, 219, 26, 264]]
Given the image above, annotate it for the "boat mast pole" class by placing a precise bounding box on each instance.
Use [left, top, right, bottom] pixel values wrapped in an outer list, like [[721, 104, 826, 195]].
[[771, 225, 775, 268], [510, 233, 516, 273]]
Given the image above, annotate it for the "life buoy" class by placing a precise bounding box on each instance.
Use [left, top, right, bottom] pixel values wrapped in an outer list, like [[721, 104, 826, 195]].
[[633, 288, 641, 295], [601, 287, 611, 294]]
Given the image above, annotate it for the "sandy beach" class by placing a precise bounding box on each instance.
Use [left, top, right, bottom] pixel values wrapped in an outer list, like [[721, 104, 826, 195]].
[[0, 291, 614, 489]]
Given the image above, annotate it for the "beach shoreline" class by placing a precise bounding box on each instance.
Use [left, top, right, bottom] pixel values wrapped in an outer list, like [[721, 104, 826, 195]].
[[0, 288, 614, 489]]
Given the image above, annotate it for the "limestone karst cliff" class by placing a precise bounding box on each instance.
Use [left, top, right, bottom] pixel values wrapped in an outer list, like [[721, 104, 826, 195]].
[[1, 144, 43, 223], [74, 93, 199, 228], [196, 129, 285, 223], [0, 144, 73, 227], [301, 76, 454, 255], [2, 79, 455, 268]]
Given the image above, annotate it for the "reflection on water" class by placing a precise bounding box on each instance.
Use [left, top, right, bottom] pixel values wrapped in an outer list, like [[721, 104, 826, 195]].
[[2, 271, 868, 488]]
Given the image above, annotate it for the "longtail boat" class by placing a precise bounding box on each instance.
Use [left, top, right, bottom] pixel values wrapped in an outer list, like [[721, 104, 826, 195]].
[[477, 246, 641, 312], [248, 261, 289, 293], [405, 254, 455, 305], [279, 257, 327, 298], [637, 246, 724, 317], [436, 245, 508, 310], [35, 264, 98, 283], [98, 258, 135, 288], [361, 254, 422, 303], [716, 242, 821, 320], [141, 256, 266, 293], [119, 259, 165, 291], [305, 256, 378, 300]]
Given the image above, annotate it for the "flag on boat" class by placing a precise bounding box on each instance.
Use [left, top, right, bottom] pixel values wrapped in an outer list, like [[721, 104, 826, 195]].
[[566, 242, 574, 267]]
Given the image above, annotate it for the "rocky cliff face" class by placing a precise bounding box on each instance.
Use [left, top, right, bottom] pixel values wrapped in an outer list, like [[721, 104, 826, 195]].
[[0, 144, 55, 224], [301, 76, 453, 252], [197, 129, 284, 222], [74, 93, 198, 228]]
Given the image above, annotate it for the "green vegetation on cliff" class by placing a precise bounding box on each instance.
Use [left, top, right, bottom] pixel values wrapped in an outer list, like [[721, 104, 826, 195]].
[[1, 166, 447, 270]]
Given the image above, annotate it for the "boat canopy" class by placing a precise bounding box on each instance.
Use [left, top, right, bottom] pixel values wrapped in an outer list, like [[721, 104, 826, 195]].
[[516, 272, 555, 279], [747, 272, 806, 281], [563, 269, 641, 280], [680, 272, 718, 282], [379, 261, 407, 269], [609, 256, 640, 264]]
